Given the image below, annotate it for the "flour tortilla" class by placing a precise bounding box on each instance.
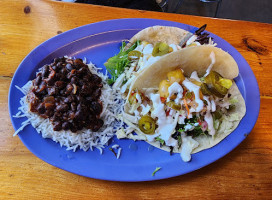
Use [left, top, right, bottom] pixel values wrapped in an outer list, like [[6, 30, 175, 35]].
[[124, 45, 246, 154], [128, 45, 239, 94], [125, 25, 192, 49]]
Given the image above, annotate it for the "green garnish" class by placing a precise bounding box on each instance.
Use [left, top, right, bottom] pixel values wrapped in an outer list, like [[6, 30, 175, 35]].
[[176, 115, 208, 138], [177, 134, 182, 147], [152, 167, 161, 176], [105, 40, 140, 84], [155, 137, 165, 146], [178, 128, 184, 133]]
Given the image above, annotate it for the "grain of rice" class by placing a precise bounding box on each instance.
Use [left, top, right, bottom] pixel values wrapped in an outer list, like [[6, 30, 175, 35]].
[[111, 144, 119, 149], [117, 148, 122, 159]]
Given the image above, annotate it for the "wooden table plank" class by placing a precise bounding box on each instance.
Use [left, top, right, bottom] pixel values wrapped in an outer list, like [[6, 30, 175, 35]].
[[0, 0, 271, 199]]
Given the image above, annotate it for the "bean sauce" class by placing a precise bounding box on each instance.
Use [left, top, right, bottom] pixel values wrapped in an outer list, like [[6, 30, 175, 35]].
[[27, 57, 104, 133]]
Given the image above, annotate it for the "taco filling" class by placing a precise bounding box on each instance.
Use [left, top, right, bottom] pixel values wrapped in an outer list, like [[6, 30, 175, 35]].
[[118, 49, 245, 162], [108, 41, 182, 93], [105, 25, 215, 97]]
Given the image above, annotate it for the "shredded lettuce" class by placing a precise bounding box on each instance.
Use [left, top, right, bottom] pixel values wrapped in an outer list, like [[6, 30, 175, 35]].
[[152, 167, 161, 176], [105, 40, 140, 84], [214, 119, 220, 130], [155, 137, 165, 146]]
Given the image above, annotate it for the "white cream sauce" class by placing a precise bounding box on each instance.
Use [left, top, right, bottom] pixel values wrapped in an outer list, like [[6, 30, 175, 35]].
[[167, 82, 183, 104], [149, 93, 179, 146], [135, 93, 142, 104], [204, 51, 216, 77], [137, 43, 181, 71], [178, 115, 186, 124], [180, 136, 199, 162], [190, 71, 201, 82], [183, 78, 204, 112], [140, 104, 151, 116], [203, 96, 216, 136]]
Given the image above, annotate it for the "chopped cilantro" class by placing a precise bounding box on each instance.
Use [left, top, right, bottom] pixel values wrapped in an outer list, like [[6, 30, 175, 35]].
[[152, 167, 161, 176], [178, 128, 184, 133], [186, 125, 205, 137], [175, 115, 208, 138], [177, 134, 182, 147]]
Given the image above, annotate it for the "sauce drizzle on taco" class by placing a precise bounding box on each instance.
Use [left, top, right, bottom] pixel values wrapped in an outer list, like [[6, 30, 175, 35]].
[[117, 46, 246, 162]]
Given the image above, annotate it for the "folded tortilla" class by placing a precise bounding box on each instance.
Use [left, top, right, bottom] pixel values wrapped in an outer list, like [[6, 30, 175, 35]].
[[125, 25, 192, 49], [124, 45, 246, 154]]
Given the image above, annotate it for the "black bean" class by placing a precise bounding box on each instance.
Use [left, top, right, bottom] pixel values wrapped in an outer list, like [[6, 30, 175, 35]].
[[64, 97, 70, 103], [70, 125, 77, 133], [74, 110, 84, 121], [56, 104, 69, 112], [83, 75, 91, 82], [68, 112, 75, 119], [62, 122, 70, 130], [91, 74, 102, 84], [42, 65, 49, 77], [52, 113, 60, 122], [34, 74, 42, 86], [78, 67, 87, 75], [81, 84, 89, 95], [71, 103, 77, 112], [35, 82, 47, 93], [44, 103, 55, 111], [43, 96, 55, 103], [65, 83, 73, 94], [90, 101, 103, 114], [91, 119, 104, 132], [54, 58, 61, 63], [37, 104, 45, 114], [53, 122, 62, 131], [93, 88, 101, 100], [55, 81, 66, 89], [70, 76, 78, 84], [46, 77, 55, 86]]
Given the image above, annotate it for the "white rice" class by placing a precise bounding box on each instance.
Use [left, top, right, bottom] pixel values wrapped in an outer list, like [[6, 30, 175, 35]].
[[117, 147, 122, 159], [13, 61, 124, 152], [111, 144, 119, 149]]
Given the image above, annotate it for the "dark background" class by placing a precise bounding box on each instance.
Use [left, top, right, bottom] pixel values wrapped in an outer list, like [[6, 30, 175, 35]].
[[75, 0, 271, 24]]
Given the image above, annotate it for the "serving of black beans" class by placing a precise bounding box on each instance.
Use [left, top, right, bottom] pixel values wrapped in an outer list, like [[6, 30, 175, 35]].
[[27, 57, 104, 133]]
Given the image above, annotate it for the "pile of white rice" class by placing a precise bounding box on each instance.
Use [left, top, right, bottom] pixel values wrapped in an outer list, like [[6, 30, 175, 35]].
[[13, 60, 124, 154]]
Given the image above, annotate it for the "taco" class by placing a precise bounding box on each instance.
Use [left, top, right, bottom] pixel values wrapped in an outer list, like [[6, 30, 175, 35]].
[[118, 45, 246, 162], [105, 25, 214, 97]]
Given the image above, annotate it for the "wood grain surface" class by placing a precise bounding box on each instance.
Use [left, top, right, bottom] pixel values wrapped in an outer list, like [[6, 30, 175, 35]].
[[0, 0, 271, 199]]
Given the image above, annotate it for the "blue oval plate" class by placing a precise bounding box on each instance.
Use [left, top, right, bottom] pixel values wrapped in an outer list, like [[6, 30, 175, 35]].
[[9, 18, 260, 182]]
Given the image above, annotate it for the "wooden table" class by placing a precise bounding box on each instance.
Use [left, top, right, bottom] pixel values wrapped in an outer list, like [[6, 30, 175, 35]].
[[1, 0, 272, 199]]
